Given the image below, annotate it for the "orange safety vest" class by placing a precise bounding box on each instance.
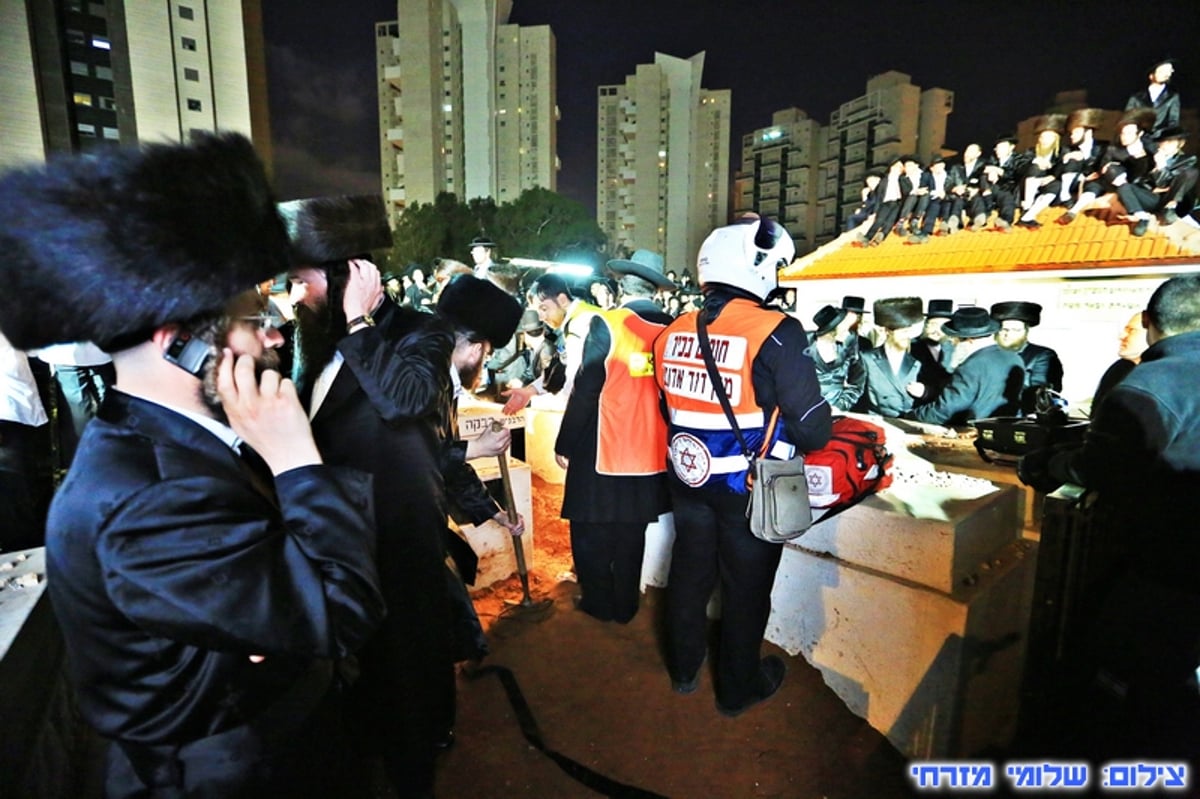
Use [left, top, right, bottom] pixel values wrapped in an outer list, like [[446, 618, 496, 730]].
[[595, 307, 667, 476], [653, 299, 793, 491]]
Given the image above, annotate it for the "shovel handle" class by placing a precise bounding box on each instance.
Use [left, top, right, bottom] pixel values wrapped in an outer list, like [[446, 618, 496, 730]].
[[490, 420, 519, 525]]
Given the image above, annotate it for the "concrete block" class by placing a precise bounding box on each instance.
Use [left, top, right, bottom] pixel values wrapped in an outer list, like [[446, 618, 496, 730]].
[[796, 474, 1020, 594], [766, 539, 1038, 758], [522, 406, 566, 484], [640, 511, 676, 589], [459, 457, 534, 589]]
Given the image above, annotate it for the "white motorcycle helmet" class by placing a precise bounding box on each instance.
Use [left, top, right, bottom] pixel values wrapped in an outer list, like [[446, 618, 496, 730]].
[[696, 216, 795, 301]]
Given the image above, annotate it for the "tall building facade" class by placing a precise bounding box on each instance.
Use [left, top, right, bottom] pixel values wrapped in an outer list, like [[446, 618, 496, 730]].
[[1, 0, 270, 171], [819, 71, 952, 246], [734, 108, 822, 254], [597, 51, 730, 275], [734, 71, 951, 255], [377, 0, 557, 226]]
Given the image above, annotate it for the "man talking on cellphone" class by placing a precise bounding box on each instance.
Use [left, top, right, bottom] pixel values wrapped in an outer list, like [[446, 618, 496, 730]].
[[0, 133, 385, 798]]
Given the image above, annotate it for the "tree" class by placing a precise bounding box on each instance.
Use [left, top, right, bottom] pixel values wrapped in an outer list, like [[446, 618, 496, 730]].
[[387, 189, 608, 277]]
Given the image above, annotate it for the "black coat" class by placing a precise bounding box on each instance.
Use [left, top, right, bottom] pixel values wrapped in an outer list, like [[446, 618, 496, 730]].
[[46, 391, 383, 793], [1050, 331, 1200, 692], [861, 344, 922, 417], [910, 344, 1025, 426], [555, 297, 671, 523], [1125, 86, 1182, 139], [310, 300, 461, 768]]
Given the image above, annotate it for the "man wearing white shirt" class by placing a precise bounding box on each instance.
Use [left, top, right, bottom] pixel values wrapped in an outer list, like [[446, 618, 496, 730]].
[[33, 340, 114, 465], [1, 332, 49, 549]]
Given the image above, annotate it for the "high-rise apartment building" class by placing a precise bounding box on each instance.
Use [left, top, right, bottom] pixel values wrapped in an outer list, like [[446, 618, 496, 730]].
[[734, 71, 951, 255], [597, 51, 730, 274], [819, 71, 951, 245], [377, 0, 557, 226], [734, 108, 822, 253], [1, 0, 271, 171]]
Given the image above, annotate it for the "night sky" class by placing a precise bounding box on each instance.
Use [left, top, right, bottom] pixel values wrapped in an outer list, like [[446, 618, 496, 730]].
[[261, 0, 1200, 212]]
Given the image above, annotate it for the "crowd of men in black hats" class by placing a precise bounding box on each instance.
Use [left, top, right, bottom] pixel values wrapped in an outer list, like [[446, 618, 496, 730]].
[[805, 294, 1062, 426], [850, 57, 1197, 244]]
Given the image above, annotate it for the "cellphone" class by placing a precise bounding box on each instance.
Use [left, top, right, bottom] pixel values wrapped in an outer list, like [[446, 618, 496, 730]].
[[163, 330, 211, 376]]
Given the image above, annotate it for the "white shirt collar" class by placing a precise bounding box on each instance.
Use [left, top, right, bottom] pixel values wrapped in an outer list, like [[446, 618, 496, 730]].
[[136, 395, 242, 452], [309, 352, 344, 420]]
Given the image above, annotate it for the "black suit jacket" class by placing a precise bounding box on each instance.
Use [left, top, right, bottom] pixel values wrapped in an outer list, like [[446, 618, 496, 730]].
[[46, 391, 382, 791]]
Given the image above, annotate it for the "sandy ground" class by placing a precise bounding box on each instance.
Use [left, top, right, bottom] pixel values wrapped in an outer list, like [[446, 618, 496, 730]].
[[436, 476, 916, 798]]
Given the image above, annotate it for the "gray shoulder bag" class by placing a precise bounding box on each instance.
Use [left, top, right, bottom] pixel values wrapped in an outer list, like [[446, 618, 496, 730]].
[[695, 311, 812, 543]]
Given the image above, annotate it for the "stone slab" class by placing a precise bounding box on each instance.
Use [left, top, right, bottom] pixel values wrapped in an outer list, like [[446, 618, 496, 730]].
[[793, 475, 1020, 595], [766, 538, 1038, 758], [459, 457, 534, 589]]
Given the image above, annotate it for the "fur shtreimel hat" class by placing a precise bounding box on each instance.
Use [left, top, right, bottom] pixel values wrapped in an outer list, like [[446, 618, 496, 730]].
[[1032, 114, 1067, 135], [1118, 108, 1157, 134], [0, 133, 287, 351], [438, 274, 523, 346], [873, 297, 924, 330], [277, 195, 392, 266], [990, 301, 1043, 327], [1066, 108, 1106, 132]]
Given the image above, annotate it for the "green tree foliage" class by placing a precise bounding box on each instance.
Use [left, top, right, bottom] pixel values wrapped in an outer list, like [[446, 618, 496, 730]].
[[387, 188, 606, 272]]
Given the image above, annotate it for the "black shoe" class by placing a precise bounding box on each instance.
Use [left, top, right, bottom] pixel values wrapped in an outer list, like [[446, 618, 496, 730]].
[[715, 656, 786, 717], [1057, 211, 1076, 225], [1132, 219, 1149, 237], [1163, 208, 1180, 224], [672, 674, 699, 695], [1017, 218, 1041, 229]]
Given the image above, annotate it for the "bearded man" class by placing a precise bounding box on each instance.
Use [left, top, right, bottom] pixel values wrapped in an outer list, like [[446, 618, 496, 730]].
[[283, 196, 521, 798], [0, 134, 385, 798]]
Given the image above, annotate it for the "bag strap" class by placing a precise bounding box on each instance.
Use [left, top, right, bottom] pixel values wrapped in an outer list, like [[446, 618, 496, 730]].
[[695, 313, 780, 463], [696, 312, 751, 460]]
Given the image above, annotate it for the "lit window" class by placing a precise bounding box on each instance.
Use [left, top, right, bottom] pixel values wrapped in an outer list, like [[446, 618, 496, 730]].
[[77, 123, 96, 136], [73, 92, 93, 106], [187, 98, 202, 112], [179, 5, 194, 20], [103, 127, 119, 140], [181, 36, 196, 51], [91, 35, 111, 50]]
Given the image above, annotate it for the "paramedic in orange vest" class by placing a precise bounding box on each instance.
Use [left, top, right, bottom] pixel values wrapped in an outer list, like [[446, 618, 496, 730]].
[[554, 250, 675, 623], [654, 217, 831, 716]]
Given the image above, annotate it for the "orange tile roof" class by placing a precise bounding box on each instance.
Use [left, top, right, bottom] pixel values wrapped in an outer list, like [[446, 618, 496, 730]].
[[781, 197, 1200, 281]]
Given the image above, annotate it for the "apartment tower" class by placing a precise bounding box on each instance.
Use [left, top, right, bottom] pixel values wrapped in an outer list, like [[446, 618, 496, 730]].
[[597, 51, 730, 275], [1, 0, 270, 170]]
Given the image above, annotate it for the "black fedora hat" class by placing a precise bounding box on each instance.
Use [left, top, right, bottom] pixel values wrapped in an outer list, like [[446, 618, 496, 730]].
[[926, 299, 954, 319], [942, 307, 1000, 339], [813, 305, 848, 337], [1156, 125, 1189, 142], [469, 235, 495, 249], [841, 295, 867, 314], [607, 248, 675, 290]]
